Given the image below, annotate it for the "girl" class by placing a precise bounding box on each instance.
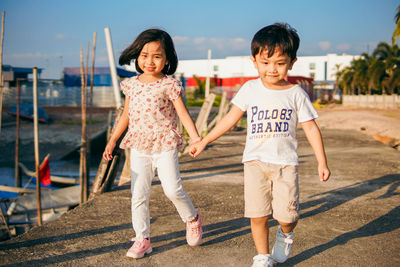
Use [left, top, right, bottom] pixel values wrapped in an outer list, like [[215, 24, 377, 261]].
[[103, 28, 203, 259]]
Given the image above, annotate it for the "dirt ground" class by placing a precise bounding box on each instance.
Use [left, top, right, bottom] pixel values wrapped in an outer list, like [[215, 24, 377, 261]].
[[0, 105, 399, 266], [1, 104, 399, 167], [315, 104, 400, 148]]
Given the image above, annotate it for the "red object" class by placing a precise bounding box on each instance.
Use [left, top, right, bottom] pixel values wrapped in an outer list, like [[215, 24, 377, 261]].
[[39, 155, 51, 186]]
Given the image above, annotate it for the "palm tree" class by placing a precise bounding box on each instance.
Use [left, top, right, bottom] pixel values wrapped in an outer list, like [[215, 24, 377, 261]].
[[372, 42, 400, 94], [352, 54, 370, 95], [336, 65, 354, 95], [392, 5, 400, 45]]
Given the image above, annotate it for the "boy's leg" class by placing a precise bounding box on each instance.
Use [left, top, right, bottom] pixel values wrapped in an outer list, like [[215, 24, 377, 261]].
[[250, 216, 270, 254], [271, 164, 299, 263], [279, 220, 297, 234], [244, 160, 273, 258]]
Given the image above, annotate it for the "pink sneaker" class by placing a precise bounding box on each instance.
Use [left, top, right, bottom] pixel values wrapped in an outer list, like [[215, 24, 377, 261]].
[[126, 237, 152, 259], [186, 211, 202, 246]]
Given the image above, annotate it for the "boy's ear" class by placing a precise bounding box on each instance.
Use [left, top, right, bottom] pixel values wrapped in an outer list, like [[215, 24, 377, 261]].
[[250, 55, 256, 63], [289, 58, 297, 70]]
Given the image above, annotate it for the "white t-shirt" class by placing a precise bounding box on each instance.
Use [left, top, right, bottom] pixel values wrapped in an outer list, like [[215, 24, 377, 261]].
[[232, 78, 318, 165]]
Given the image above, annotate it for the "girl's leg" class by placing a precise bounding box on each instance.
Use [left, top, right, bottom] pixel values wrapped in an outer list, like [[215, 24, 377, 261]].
[[130, 150, 154, 239], [155, 149, 197, 222], [250, 215, 270, 254]]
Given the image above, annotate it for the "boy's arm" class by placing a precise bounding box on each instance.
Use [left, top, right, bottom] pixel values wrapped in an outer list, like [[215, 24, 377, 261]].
[[190, 105, 244, 157], [172, 96, 201, 142], [301, 119, 331, 182]]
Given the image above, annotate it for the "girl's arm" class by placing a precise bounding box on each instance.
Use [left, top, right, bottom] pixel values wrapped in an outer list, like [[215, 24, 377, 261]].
[[103, 96, 129, 161], [301, 119, 330, 181], [190, 105, 244, 157], [172, 96, 201, 142]]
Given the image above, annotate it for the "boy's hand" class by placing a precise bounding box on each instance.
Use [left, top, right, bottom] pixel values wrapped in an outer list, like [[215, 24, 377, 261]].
[[189, 140, 207, 158], [318, 164, 330, 182], [103, 140, 116, 161]]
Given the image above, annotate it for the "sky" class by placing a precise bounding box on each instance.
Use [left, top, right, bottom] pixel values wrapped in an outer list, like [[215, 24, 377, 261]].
[[1, 0, 398, 79]]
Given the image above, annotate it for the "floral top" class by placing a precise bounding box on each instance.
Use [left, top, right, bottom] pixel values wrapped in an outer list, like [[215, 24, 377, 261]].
[[119, 75, 186, 154]]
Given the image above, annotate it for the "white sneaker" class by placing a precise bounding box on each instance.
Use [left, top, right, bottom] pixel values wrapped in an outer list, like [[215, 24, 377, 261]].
[[252, 254, 273, 267], [271, 226, 293, 263]]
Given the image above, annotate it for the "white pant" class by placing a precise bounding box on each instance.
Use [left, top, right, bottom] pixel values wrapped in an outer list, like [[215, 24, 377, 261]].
[[130, 149, 197, 239]]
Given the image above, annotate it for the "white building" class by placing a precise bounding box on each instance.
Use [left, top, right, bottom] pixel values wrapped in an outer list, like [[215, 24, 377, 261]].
[[175, 53, 360, 83]]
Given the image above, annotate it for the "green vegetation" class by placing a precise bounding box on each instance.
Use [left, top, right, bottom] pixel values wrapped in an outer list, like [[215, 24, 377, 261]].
[[186, 94, 221, 107], [185, 74, 221, 107], [336, 43, 400, 95], [336, 6, 400, 96]]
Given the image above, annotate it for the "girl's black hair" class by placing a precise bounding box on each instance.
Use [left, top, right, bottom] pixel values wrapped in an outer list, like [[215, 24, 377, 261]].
[[119, 28, 178, 75], [251, 23, 300, 61]]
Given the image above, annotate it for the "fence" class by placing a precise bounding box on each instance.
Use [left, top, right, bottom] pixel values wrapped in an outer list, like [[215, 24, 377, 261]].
[[2, 83, 117, 107], [343, 94, 400, 109]]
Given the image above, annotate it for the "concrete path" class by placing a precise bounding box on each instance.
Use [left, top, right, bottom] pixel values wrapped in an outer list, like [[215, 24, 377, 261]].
[[0, 129, 399, 266]]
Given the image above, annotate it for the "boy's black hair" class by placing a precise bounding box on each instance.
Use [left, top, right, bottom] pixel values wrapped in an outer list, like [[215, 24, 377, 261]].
[[251, 23, 300, 61], [119, 28, 178, 75]]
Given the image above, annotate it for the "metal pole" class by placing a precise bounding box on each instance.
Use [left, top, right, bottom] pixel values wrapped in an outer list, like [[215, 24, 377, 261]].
[[104, 27, 122, 108], [33, 67, 42, 226], [205, 49, 211, 98]]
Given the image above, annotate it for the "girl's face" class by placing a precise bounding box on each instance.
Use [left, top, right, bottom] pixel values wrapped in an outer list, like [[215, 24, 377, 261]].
[[137, 41, 167, 80]]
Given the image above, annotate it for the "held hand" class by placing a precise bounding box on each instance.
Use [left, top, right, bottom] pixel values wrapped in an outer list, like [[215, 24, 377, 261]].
[[318, 164, 331, 182], [189, 140, 207, 158], [103, 140, 116, 161]]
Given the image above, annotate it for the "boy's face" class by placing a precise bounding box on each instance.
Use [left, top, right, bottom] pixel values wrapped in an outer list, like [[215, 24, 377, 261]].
[[251, 47, 296, 89]]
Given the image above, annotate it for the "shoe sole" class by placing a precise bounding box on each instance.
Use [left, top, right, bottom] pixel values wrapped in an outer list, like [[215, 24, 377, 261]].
[[271, 246, 289, 263], [187, 233, 202, 247], [126, 247, 152, 259]]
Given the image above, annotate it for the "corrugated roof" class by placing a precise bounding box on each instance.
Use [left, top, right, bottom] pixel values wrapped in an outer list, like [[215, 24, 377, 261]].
[[63, 67, 135, 76]]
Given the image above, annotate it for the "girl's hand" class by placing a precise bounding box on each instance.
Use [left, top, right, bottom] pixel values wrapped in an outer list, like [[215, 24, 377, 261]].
[[103, 140, 116, 161], [189, 140, 207, 158], [318, 164, 330, 182]]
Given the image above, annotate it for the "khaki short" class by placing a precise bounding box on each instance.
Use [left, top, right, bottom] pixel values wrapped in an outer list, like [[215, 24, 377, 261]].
[[244, 160, 299, 223]]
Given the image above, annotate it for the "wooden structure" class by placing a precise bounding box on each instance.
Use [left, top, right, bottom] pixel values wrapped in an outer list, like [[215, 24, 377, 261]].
[[89, 107, 125, 200]]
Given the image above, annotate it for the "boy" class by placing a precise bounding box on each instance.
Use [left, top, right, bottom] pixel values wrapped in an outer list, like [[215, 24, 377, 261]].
[[190, 23, 330, 267]]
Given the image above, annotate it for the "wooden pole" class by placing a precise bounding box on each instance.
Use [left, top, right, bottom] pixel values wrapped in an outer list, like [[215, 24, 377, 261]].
[[89, 107, 124, 200], [33, 67, 42, 226], [14, 79, 22, 187], [79, 46, 89, 203], [87, 32, 96, 190], [89, 32, 96, 134], [0, 11, 5, 137]]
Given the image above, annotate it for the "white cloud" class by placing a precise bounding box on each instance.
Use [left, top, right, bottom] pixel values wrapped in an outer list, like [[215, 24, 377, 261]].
[[7, 52, 45, 59], [193, 37, 206, 44], [172, 35, 190, 44], [318, 41, 331, 51], [172, 35, 250, 59], [56, 34, 68, 40], [336, 43, 351, 51]]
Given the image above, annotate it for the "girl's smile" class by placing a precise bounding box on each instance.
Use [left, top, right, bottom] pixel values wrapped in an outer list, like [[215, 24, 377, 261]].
[[137, 41, 168, 82]]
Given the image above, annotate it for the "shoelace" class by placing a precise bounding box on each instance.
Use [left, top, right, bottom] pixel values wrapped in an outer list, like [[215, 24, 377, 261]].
[[253, 255, 272, 266], [131, 238, 146, 249], [188, 221, 200, 234], [277, 236, 293, 245]]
